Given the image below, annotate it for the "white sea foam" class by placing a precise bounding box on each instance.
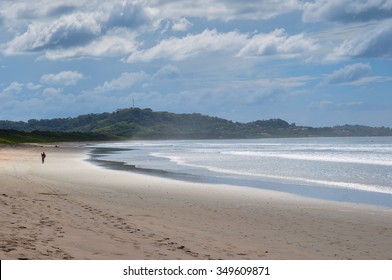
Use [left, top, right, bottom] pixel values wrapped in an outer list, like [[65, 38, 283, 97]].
[[151, 152, 392, 195], [221, 151, 392, 166], [92, 137, 392, 197]]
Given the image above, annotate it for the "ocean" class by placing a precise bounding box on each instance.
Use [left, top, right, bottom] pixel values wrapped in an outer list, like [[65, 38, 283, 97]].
[[88, 137, 392, 207]]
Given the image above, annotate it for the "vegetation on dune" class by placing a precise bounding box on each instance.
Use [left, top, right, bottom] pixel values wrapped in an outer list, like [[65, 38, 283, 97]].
[[0, 130, 114, 144]]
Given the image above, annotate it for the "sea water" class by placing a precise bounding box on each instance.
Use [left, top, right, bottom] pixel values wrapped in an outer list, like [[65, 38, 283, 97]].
[[88, 137, 392, 207]]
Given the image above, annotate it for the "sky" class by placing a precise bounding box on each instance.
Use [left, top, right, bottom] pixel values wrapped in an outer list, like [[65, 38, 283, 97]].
[[1, 0, 392, 127]]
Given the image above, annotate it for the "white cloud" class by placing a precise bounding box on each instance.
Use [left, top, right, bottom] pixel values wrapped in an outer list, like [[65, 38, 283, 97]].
[[127, 29, 248, 62], [308, 100, 334, 110], [329, 20, 392, 60], [260, 76, 314, 88], [10, 0, 389, 65], [154, 65, 181, 79], [0, 0, 156, 27], [5, 13, 101, 55], [1, 81, 24, 95], [325, 63, 372, 85], [2, 1, 156, 59], [172, 18, 193, 32], [5, 12, 102, 55], [26, 83, 42, 90], [151, 0, 302, 21], [93, 71, 150, 93], [308, 100, 365, 112], [237, 29, 318, 58], [1, 0, 310, 62], [106, 0, 158, 30], [42, 28, 139, 60], [40, 71, 84, 86], [42, 87, 63, 96], [322, 63, 392, 85], [303, 0, 392, 23], [0, 0, 80, 29], [127, 28, 318, 63]]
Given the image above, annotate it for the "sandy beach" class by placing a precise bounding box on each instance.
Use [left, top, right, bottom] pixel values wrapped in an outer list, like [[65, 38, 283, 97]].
[[1, 143, 392, 260]]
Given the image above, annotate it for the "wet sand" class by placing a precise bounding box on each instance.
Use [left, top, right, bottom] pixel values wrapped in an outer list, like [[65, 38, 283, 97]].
[[1, 144, 392, 259]]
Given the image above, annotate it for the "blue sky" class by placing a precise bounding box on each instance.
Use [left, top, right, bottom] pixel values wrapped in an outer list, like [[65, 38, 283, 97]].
[[1, 0, 392, 127]]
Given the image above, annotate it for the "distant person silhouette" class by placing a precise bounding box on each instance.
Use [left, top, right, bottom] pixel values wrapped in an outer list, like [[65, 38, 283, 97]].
[[41, 152, 46, 164]]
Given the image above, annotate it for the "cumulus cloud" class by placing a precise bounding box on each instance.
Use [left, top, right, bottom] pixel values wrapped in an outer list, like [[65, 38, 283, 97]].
[[151, 0, 302, 21], [127, 29, 248, 62], [126, 28, 319, 63], [172, 18, 193, 32], [40, 71, 84, 86], [42, 29, 139, 60], [154, 65, 181, 79], [323, 63, 392, 85], [329, 21, 392, 59], [0, 82, 24, 106], [1, 81, 24, 95], [42, 87, 63, 96], [308, 100, 335, 111], [26, 83, 42, 90], [303, 0, 392, 23], [127, 29, 318, 63], [93, 71, 149, 93], [0, 0, 82, 22], [2, 0, 305, 61], [3, 0, 156, 58], [324, 63, 372, 85], [237, 29, 318, 58], [107, 1, 158, 30], [5, 12, 102, 55]]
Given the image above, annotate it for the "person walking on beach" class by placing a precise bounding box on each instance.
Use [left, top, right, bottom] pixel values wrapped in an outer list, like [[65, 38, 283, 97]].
[[41, 152, 46, 164]]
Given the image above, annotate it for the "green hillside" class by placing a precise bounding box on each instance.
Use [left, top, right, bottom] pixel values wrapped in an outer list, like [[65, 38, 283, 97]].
[[1, 107, 392, 143]]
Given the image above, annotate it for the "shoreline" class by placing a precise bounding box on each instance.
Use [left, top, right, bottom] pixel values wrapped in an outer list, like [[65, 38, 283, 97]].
[[1, 143, 392, 259], [88, 146, 392, 208]]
